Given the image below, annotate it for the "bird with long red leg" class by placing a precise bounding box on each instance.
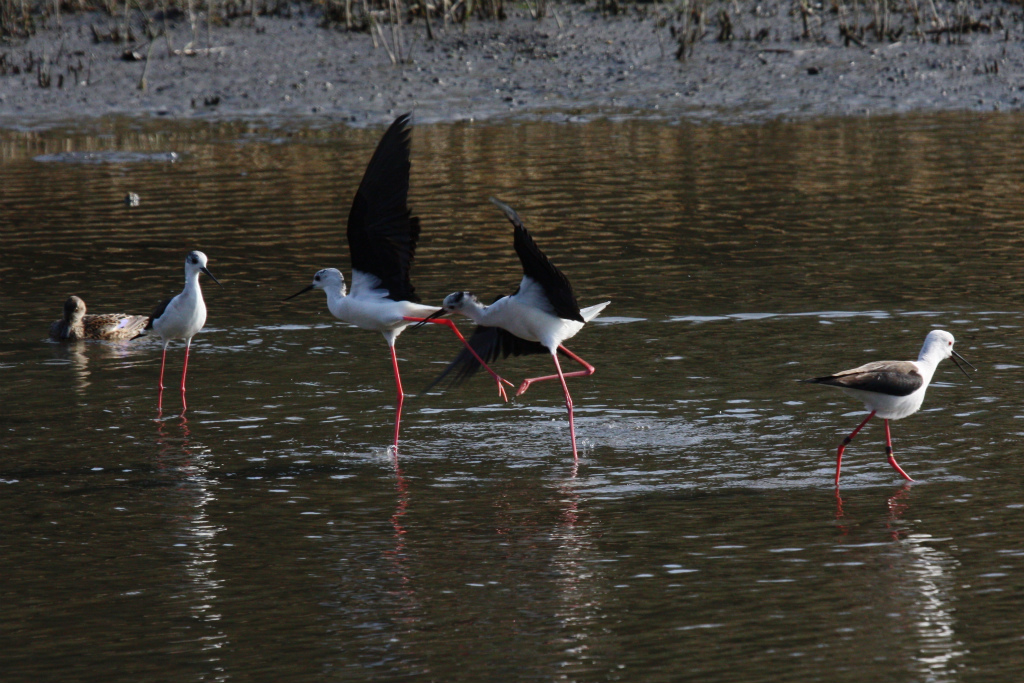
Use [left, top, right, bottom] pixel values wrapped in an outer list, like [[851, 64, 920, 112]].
[[803, 329, 975, 486], [136, 250, 220, 416], [421, 198, 610, 461], [285, 114, 511, 452]]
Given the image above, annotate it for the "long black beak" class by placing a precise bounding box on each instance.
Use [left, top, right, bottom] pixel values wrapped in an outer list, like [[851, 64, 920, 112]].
[[201, 266, 221, 286], [950, 349, 976, 380], [284, 284, 315, 302], [411, 308, 446, 330]]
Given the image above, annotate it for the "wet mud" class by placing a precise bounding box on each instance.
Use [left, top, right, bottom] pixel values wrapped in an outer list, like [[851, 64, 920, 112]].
[[0, 2, 1022, 127]]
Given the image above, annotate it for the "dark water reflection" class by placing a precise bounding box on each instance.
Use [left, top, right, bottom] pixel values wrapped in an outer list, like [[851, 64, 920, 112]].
[[3, 114, 1024, 681]]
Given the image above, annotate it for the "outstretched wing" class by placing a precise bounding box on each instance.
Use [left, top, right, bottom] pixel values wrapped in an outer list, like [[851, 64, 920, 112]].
[[491, 197, 584, 323], [346, 113, 421, 303]]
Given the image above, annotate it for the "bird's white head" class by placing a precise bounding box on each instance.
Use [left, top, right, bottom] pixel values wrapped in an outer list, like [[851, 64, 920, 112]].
[[284, 268, 345, 303], [441, 291, 479, 315], [311, 268, 346, 295], [63, 295, 86, 324], [921, 329, 975, 378], [922, 329, 956, 359], [185, 250, 220, 285]]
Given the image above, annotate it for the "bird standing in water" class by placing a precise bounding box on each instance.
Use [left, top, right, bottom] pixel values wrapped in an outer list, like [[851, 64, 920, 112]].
[[286, 113, 511, 451], [803, 329, 975, 486], [137, 250, 220, 415]]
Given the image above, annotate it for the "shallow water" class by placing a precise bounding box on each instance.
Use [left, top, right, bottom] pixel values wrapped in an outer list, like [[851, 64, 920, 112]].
[[3, 113, 1024, 682]]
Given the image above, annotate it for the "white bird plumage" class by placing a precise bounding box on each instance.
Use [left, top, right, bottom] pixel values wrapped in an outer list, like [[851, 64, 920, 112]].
[[440, 287, 609, 352], [803, 329, 975, 486], [286, 114, 511, 451], [423, 198, 610, 461], [137, 250, 220, 415], [306, 268, 440, 346]]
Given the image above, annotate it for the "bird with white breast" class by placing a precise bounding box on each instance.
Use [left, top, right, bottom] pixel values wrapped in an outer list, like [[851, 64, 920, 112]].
[[136, 250, 220, 415], [803, 329, 975, 486], [421, 198, 610, 461]]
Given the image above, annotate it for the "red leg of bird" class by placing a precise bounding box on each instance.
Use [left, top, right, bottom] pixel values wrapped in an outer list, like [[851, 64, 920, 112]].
[[403, 316, 513, 402], [835, 411, 875, 487], [551, 352, 579, 461], [180, 338, 192, 415], [157, 346, 168, 413], [884, 419, 914, 482], [516, 345, 595, 397], [390, 345, 404, 451]]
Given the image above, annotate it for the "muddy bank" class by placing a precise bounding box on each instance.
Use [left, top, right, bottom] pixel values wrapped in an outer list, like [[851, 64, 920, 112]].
[[0, 2, 1022, 128]]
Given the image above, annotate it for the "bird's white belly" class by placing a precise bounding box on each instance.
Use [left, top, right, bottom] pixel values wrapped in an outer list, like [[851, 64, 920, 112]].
[[842, 386, 927, 420], [155, 295, 207, 341], [333, 297, 437, 334], [486, 299, 584, 349]]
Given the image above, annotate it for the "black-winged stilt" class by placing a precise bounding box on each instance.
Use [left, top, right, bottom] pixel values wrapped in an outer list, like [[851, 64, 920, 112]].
[[285, 113, 511, 451], [421, 197, 610, 461], [803, 329, 975, 486], [136, 250, 220, 415], [50, 295, 148, 342]]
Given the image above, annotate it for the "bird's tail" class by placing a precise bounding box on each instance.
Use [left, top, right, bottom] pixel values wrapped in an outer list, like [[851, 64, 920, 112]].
[[581, 301, 611, 322]]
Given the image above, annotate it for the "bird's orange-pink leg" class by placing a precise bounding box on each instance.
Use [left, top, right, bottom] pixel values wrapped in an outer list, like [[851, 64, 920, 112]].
[[403, 316, 514, 402], [835, 410, 874, 487], [884, 419, 914, 482], [157, 344, 168, 413], [180, 338, 192, 415], [389, 345, 405, 451], [551, 352, 579, 461], [516, 345, 595, 397]]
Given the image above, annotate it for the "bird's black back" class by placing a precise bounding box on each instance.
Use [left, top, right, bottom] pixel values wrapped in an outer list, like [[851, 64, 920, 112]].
[[143, 297, 172, 331], [347, 113, 421, 302]]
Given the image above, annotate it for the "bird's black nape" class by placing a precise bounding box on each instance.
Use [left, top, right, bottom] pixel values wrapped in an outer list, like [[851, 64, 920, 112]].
[[346, 113, 422, 303], [490, 197, 584, 323]]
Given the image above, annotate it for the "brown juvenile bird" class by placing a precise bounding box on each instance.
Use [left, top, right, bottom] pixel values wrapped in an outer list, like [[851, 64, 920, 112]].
[[49, 295, 149, 342]]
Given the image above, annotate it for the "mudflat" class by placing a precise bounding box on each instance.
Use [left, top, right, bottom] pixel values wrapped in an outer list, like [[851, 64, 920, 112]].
[[0, 2, 1021, 127]]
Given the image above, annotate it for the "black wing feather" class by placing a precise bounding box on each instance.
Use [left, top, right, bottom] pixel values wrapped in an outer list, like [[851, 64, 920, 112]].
[[144, 297, 172, 330], [424, 325, 564, 393], [491, 198, 584, 323], [346, 113, 421, 302], [803, 362, 924, 398]]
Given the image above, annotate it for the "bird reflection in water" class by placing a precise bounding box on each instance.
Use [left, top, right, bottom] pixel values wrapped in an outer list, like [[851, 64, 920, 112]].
[[50, 341, 92, 393], [155, 417, 230, 670], [833, 485, 966, 680], [550, 460, 605, 673], [834, 484, 912, 533], [383, 450, 421, 643], [49, 339, 145, 396]]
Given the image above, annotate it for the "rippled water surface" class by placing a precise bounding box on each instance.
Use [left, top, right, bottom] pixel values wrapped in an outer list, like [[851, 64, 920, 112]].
[[4, 114, 1024, 682]]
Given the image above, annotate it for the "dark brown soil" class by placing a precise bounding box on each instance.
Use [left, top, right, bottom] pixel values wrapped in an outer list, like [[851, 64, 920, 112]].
[[1, 2, 1022, 128]]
